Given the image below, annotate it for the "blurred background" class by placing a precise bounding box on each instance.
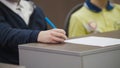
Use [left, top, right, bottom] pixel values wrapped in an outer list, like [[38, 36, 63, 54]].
[[33, 0, 120, 29]]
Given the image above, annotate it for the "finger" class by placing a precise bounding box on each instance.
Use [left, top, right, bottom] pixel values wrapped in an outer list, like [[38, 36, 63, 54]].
[[51, 31, 67, 40], [47, 34, 63, 43], [52, 29, 66, 34], [49, 40, 59, 43], [51, 35, 65, 43]]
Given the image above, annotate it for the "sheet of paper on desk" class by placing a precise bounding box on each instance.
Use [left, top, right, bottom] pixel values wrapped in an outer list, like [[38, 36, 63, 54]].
[[64, 36, 120, 47]]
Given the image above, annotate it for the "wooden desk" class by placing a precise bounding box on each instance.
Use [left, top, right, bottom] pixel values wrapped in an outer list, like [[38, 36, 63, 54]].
[[0, 63, 25, 68], [19, 30, 120, 68]]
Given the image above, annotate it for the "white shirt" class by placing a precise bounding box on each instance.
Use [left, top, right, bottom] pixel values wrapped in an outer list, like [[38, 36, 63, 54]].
[[0, 0, 34, 25]]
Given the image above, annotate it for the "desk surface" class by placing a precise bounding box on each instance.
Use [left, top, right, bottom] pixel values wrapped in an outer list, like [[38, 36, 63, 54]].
[[19, 30, 120, 56], [0, 63, 25, 68]]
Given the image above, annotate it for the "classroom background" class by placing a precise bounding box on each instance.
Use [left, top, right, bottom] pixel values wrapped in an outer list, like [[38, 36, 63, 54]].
[[33, 0, 120, 29]]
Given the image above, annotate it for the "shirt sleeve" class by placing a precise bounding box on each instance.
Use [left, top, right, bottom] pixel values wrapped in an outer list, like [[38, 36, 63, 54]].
[[69, 14, 87, 38]]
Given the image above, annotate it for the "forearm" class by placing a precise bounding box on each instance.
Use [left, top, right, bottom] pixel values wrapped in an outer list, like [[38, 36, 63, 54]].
[[0, 23, 40, 48]]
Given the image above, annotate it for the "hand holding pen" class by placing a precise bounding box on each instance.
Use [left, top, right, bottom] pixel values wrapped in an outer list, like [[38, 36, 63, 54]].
[[37, 17, 67, 43]]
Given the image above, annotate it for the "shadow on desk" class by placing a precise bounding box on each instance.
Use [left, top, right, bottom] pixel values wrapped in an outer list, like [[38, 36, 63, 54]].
[[0, 63, 26, 68]]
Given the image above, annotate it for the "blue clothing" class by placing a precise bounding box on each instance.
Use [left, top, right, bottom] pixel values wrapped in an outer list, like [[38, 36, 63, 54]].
[[0, 2, 47, 65]]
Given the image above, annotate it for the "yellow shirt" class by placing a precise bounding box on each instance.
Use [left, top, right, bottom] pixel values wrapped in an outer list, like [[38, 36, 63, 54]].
[[69, 4, 120, 38]]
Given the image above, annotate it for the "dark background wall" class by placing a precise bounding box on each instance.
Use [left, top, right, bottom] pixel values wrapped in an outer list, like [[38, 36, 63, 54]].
[[33, 0, 120, 29]]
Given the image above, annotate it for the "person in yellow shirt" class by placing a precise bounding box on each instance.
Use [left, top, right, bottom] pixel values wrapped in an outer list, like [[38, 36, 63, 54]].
[[69, 0, 120, 38]]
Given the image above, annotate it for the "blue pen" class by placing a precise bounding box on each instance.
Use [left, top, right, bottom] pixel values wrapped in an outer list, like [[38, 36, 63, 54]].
[[45, 17, 56, 28]]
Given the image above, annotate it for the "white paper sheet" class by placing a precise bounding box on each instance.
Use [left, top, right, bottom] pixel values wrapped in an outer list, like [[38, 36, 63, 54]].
[[64, 36, 120, 47]]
